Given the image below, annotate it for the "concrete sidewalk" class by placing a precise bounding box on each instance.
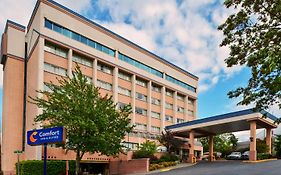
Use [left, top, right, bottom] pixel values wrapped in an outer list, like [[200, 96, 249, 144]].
[[130, 163, 196, 175]]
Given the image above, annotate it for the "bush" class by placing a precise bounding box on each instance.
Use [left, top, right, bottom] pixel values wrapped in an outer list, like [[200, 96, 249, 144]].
[[16, 160, 76, 175], [133, 141, 157, 159], [151, 154, 179, 164], [257, 153, 273, 160]]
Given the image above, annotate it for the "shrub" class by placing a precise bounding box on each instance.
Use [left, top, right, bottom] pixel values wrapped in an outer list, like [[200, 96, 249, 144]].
[[133, 140, 157, 159], [16, 160, 76, 175], [257, 153, 273, 160]]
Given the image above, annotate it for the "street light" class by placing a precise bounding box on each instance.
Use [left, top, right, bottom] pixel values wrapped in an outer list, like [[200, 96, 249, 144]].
[[14, 150, 24, 175]]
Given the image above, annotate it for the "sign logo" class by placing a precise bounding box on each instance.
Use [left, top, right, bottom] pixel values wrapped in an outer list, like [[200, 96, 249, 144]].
[[29, 131, 38, 143], [27, 127, 65, 146]]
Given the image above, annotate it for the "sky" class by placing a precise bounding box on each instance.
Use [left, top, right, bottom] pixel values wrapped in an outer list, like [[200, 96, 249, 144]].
[[0, 0, 280, 141]]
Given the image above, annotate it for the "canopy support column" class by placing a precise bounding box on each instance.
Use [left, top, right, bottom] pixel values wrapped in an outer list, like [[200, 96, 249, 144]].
[[188, 130, 195, 163], [249, 121, 257, 161], [208, 135, 214, 162], [266, 128, 272, 154]]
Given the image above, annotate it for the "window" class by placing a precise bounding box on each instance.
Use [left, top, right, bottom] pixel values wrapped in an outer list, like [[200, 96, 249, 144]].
[[165, 115, 173, 122], [165, 102, 173, 109], [85, 76, 92, 84], [135, 123, 147, 130], [97, 63, 113, 74], [43, 83, 52, 92], [136, 92, 147, 101], [151, 126, 160, 133], [177, 106, 184, 113], [119, 53, 163, 78], [72, 72, 92, 84], [166, 90, 173, 97], [118, 87, 131, 96], [177, 94, 185, 101], [165, 75, 196, 92], [136, 78, 147, 87], [188, 99, 195, 105], [44, 42, 67, 58], [45, 18, 115, 57], [177, 118, 184, 123], [152, 85, 161, 92], [118, 71, 131, 81], [72, 54, 93, 67], [44, 63, 67, 76], [188, 110, 194, 116], [151, 98, 161, 106], [135, 107, 147, 116], [117, 102, 127, 110], [121, 142, 138, 151], [96, 80, 112, 91], [151, 111, 160, 119]]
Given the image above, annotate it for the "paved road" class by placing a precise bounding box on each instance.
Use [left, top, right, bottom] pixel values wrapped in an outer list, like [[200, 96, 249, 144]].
[[150, 160, 281, 175]]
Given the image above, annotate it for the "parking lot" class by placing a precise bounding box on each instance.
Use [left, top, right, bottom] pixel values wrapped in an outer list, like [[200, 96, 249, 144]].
[[151, 160, 281, 175]]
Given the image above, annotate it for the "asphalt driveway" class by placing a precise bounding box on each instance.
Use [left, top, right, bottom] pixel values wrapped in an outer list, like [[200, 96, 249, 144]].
[[150, 160, 281, 175]]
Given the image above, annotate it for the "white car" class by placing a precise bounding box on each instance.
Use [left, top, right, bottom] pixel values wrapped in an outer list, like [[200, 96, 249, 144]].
[[227, 152, 242, 160]]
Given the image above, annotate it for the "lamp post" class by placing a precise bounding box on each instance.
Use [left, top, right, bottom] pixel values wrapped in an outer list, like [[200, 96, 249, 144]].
[[14, 150, 24, 175]]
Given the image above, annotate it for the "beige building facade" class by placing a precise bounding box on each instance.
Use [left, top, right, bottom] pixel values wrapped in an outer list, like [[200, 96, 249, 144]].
[[0, 0, 201, 174]]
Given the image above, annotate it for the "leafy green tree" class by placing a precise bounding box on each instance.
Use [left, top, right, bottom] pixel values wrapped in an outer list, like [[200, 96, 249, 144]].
[[274, 134, 281, 158], [133, 140, 157, 159], [30, 67, 133, 175], [199, 133, 238, 157], [158, 129, 185, 154], [218, 0, 281, 118]]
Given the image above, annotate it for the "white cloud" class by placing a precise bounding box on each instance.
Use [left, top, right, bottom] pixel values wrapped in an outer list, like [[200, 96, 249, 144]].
[[93, 0, 239, 92]]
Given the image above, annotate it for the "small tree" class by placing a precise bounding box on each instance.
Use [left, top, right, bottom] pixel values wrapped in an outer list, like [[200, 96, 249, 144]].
[[133, 140, 157, 159], [30, 67, 133, 175], [199, 133, 238, 157], [158, 129, 185, 154], [274, 134, 281, 158]]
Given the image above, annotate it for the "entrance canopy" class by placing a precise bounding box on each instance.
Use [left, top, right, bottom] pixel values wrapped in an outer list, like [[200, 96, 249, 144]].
[[166, 109, 278, 138]]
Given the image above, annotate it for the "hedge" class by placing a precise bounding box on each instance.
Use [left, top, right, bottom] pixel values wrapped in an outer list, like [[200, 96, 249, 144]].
[[16, 160, 76, 175], [257, 153, 273, 160]]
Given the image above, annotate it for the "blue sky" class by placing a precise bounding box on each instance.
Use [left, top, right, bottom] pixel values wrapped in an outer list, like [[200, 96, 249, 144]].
[[0, 0, 280, 140]]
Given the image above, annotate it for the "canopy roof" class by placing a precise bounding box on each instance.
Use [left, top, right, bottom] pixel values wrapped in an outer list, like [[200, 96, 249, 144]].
[[166, 109, 278, 138]]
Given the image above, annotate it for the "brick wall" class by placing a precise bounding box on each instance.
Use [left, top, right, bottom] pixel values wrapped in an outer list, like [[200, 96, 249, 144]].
[[109, 158, 149, 175]]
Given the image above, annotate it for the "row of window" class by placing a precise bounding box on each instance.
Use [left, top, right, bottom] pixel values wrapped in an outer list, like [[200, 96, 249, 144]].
[[128, 131, 160, 140], [45, 19, 115, 57], [97, 63, 113, 74], [45, 19, 196, 93], [44, 42, 68, 58], [119, 53, 163, 78], [134, 123, 160, 133], [72, 54, 93, 67], [118, 71, 131, 81], [136, 78, 147, 87], [135, 92, 147, 101], [118, 86, 131, 96], [96, 80, 112, 91], [44, 62, 67, 76], [166, 75, 196, 92]]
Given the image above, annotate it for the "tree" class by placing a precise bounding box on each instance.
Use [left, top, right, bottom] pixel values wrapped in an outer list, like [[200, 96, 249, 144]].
[[30, 67, 133, 175], [274, 134, 281, 158], [199, 133, 238, 157], [218, 0, 281, 119], [158, 129, 185, 154], [133, 140, 157, 159]]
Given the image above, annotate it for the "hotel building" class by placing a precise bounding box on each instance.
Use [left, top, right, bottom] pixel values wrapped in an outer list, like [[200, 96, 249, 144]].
[[0, 0, 201, 174]]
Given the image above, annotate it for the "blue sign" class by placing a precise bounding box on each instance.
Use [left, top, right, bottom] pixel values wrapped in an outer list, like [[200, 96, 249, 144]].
[[27, 127, 65, 146]]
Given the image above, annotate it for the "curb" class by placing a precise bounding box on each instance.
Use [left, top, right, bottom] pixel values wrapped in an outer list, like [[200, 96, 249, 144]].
[[243, 158, 278, 163], [147, 162, 197, 174]]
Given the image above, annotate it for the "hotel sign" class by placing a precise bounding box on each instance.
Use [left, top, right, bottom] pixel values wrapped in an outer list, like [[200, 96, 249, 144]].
[[27, 127, 65, 146]]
